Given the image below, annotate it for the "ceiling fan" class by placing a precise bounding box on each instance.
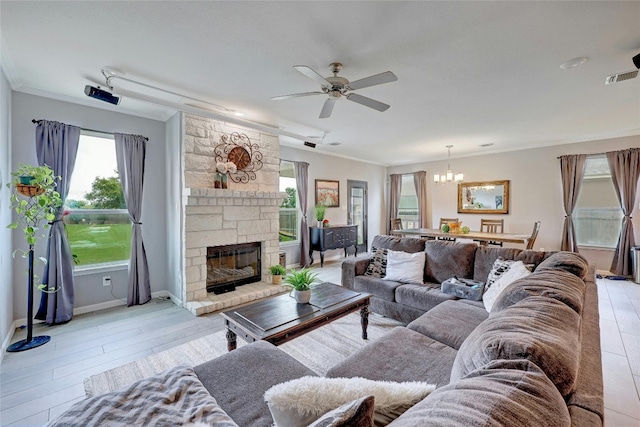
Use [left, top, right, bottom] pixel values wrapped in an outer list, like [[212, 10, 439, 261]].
[[272, 63, 398, 118]]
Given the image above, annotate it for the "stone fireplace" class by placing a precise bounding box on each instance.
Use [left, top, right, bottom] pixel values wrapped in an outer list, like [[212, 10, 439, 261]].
[[181, 114, 287, 316]]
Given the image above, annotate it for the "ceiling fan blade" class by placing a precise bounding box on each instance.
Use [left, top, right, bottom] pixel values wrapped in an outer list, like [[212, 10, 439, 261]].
[[346, 93, 390, 112], [319, 98, 337, 118], [271, 92, 324, 100], [347, 71, 398, 91], [294, 65, 332, 87]]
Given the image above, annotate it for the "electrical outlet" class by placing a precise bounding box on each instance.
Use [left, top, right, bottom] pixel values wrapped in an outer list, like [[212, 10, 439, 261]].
[[103, 276, 111, 287], [539, 247, 545, 252]]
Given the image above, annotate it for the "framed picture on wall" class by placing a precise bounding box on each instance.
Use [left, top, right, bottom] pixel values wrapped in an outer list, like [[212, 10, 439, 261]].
[[315, 179, 340, 207]]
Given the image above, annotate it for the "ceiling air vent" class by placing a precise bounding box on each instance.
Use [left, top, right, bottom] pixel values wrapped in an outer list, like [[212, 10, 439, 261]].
[[605, 70, 638, 85]]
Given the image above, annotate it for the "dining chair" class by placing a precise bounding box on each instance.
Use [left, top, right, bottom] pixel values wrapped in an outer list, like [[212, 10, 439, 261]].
[[526, 221, 541, 250], [477, 218, 504, 247], [390, 218, 404, 236], [438, 217, 459, 241]]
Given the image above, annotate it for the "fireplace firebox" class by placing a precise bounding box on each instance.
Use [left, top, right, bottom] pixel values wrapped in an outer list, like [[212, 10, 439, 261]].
[[206, 242, 261, 294]]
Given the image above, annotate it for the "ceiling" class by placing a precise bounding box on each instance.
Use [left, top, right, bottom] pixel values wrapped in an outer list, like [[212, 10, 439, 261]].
[[1, 1, 639, 166]]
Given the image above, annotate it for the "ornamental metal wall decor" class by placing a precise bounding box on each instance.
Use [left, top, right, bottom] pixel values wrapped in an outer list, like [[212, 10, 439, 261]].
[[214, 132, 263, 183]]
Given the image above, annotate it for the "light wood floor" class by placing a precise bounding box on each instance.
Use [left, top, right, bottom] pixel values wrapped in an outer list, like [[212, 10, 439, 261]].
[[1, 260, 638, 426]]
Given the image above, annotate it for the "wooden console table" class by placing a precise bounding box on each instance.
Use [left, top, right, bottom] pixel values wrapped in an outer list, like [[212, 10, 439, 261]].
[[309, 225, 358, 267]]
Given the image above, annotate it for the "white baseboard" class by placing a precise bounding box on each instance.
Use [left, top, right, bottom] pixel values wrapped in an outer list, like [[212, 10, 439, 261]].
[[3, 290, 182, 359]]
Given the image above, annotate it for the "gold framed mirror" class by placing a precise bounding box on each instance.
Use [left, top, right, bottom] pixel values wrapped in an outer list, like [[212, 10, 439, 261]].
[[458, 180, 510, 214]]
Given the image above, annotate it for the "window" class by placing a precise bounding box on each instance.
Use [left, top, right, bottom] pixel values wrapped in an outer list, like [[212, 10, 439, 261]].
[[398, 174, 419, 229], [279, 161, 299, 243], [574, 155, 623, 248], [64, 132, 131, 268]]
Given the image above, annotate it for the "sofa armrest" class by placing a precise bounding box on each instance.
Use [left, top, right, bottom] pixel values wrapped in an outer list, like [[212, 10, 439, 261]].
[[341, 255, 371, 290]]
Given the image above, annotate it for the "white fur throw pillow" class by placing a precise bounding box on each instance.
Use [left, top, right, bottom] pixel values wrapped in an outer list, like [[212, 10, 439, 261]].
[[264, 376, 435, 427], [483, 260, 532, 312], [382, 250, 425, 284]]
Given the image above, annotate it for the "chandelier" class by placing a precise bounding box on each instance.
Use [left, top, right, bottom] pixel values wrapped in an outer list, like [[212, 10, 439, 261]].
[[434, 145, 463, 184]]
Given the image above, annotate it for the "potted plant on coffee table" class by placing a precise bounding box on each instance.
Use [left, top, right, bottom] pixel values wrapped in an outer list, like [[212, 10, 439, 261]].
[[269, 264, 286, 285], [283, 268, 320, 304], [6, 163, 63, 352]]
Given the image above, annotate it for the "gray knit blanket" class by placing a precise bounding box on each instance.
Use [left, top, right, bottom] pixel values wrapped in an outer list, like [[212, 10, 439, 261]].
[[47, 365, 238, 426]]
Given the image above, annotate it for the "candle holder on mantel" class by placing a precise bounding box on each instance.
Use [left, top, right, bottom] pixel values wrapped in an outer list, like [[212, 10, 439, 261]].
[[214, 173, 228, 189]]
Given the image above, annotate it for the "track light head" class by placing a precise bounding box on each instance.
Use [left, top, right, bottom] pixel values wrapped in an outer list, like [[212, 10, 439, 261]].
[[84, 85, 120, 105], [633, 53, 640, 70]]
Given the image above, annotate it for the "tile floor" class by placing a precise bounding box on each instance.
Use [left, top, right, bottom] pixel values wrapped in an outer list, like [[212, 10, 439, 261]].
[[0, 260, 639, 426]]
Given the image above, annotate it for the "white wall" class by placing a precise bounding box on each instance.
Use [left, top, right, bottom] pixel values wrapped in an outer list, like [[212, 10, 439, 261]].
[[0, 67, 14, 352], [10, 93, 168, 319], [279, 146, 387, 266], [388, 135, 640, 270]]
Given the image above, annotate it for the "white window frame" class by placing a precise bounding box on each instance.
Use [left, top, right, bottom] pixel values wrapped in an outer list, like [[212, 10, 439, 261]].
[[279, 160, 300, 246], [66, 132, 131, 272], [574, 154, 622, 250], [398, 174, 419, 229]]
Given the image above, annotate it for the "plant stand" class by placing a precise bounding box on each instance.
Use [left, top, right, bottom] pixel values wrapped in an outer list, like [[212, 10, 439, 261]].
[[7, 245, 51, 352], [8, 189, 51, 352]]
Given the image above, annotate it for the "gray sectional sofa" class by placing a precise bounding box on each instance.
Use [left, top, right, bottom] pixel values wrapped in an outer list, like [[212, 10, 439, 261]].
[[51, 236, 603, 426], [191, 236, 603, 426]]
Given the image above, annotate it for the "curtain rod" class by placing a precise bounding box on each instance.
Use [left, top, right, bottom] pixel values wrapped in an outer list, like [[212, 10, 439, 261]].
[[31, 119, 149, 141], [557, 147, 638, 159]]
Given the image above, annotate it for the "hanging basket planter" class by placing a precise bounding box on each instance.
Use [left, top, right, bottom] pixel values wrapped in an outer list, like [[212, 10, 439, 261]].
[[16, 184, 45, 197]]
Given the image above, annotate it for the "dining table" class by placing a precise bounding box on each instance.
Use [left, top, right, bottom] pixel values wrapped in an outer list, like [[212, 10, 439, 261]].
[[392, 228, 530, 247]]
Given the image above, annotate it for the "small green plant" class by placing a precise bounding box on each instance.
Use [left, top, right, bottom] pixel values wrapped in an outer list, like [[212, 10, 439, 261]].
[[7, 164, 63, 292], [7, 164, 62, 246], [314, 204, 326, 222], [269, 264, 286, 276], [283, 268, 320, 291]]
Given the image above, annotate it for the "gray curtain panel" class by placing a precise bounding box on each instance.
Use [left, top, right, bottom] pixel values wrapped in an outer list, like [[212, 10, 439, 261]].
[[413, 171, 428, 228], [559, 154, 587, 252], [294, 161, 310, 267], [115, 133, 151, 306], [607, 148, 640, 275], [388, 174, 402, 234], [35, 120, 80, 325]]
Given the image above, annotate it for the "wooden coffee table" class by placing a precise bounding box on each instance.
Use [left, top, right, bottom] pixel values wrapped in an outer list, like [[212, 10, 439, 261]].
[[221, 283, 371, 351]]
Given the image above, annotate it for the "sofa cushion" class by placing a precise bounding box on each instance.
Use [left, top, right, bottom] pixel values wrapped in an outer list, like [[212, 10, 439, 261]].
[[491, 269, 586, 315], [308, 396, 375, 427], [395, 283, 456, 313], [194, 340, 317, 427], [265, 376, 434, 427], [365, 247, 389, 278], [407, 300, 488, 349], [354, 276, 403, 302], [473, 247, 546, 283], [371, 235, 426, 253], [535, 251, 589, 279], [383, 250, 425, 284], [483, 261, 532, 312], [424, 241, 477, 283], [450, 296, 581, 396], [327, 327, 458, 388], [386, 359, 571, 427]]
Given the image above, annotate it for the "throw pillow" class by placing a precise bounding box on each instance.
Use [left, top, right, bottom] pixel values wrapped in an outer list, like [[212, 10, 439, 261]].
[[264, 376, 435, 427], [308, 396, 375, 427], [365, 247, 388, 278], [485, 257, 516, 289], [483, 261, 531, 312], [383, 250, 425, 284]]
